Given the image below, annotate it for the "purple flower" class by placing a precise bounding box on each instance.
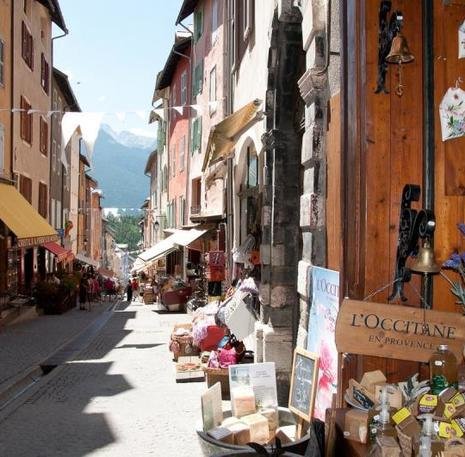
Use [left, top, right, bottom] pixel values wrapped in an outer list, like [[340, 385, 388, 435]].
[[443, 252, 462, 269], [458, 223, 465, 237]]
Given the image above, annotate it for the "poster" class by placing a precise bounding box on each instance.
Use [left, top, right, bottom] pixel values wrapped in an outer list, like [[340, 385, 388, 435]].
[[229, 362, 277, 413], [307, 266, 340, 421]]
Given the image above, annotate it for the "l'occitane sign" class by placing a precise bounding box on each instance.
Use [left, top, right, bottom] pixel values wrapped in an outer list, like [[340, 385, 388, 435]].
[[335, 299, 465, 362]]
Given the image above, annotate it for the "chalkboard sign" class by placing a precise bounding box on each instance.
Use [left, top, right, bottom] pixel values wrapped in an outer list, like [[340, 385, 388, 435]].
[[288, 347, 319, 422]]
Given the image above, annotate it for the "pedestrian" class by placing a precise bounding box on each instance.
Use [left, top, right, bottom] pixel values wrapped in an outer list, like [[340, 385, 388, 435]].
[[79, 274, 88, 310], [131, 277, 139, 301], [152, 279, 160, 303], [126, 280, 133, 302]]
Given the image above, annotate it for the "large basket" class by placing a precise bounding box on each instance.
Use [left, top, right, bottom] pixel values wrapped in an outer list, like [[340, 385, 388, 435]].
[[203, 366, 230, 398], [170, 323, 199, 361]]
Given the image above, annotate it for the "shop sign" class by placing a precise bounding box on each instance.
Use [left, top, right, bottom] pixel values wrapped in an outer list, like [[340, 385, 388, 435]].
[[335, 299, 465, 363]]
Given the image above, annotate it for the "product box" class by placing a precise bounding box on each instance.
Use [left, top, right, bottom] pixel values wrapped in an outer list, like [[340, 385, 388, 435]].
[[392, 407, 421, 438], [343, 409, 369, 444], [348, 378, 375, 409], [375, 436, 401, 457], [360, 370, 387, 394], [374, 384, 403, 409]]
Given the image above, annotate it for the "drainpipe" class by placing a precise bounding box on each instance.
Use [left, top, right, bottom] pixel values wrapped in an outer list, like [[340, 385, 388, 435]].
[[422, 1, 434, 309], [9, 4, 14, 181]]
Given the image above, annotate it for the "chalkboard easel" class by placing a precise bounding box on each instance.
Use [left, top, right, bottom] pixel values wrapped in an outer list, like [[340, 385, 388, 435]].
[[288, 347, 319, 438]]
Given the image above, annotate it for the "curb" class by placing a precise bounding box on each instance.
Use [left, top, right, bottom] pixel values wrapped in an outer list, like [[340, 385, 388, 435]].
[[0, 300, 117, 410]]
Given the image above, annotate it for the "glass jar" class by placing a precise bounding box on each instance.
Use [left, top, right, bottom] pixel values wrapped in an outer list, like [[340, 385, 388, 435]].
[[429, 344, 458, 394]]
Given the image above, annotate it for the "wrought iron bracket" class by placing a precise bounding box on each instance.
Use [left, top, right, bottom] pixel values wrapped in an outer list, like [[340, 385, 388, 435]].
[[388, 184, 436, 302]]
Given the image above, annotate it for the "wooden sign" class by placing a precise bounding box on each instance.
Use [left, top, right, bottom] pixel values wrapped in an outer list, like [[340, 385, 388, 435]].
[[336, 299, 465, 363], [288, 348, 319, 422]]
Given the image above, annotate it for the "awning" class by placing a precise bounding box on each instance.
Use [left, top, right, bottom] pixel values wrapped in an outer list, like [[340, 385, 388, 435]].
[[202, 99, 262, 171], [75, 253, 99, 268], [131, 258, 146, 273], [98, 267, 115, 278], [171, 228, 208, 247], [0, 183, 58, 248], [42, 242, 74, 263], [138, 234, 178, 263]]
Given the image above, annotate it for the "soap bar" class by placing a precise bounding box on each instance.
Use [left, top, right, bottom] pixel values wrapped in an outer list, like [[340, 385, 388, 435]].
[[227, 422, 251, 445], [260, 407, 279, 435], [222, 416, 242, 427], [275, 425, 296, 444], [240, 413, 270, 444], [376, 436, 401, 457], [360, 370, 387, 394], [207, 426, 234, 444], [344, 409, 369, 444], [231, 385, 256, 418]]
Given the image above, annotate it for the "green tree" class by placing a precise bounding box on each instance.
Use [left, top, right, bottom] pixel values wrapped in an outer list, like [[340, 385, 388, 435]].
[[107, 212, 141, 251]]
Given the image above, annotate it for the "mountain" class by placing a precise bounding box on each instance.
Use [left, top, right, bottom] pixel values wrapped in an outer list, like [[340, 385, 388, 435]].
[[90, 124, 156, 209]]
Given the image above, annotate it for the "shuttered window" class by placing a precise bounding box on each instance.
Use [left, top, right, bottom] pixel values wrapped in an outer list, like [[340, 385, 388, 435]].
[[179, 136, 185, 171], [40, 117, 48, 155], [194, 8, 203, 42], [40, 53, 49, 94], [21, 22, 33, 70], [20, 96, 32, 144], [193, 61, 203, 97], [191, 117, 202, 154], [19, 175, 32, 203], [38, 182, 47, 218], [0, 39, 4, 86]]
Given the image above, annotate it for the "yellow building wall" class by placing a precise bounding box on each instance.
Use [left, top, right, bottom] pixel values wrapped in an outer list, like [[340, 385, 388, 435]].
[[12, 1, 52, 215], [0, 0, 12, 179]]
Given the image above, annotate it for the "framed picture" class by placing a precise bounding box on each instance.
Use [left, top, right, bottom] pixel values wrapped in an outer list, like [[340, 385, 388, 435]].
[[288, 347, 319, 422]]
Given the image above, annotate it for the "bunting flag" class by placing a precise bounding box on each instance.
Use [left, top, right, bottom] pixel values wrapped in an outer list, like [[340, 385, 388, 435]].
[[173, 106, 183, 115]]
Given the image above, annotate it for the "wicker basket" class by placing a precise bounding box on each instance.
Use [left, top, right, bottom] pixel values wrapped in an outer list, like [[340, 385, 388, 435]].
[[170, 323, 200, 361], [203, 366, 230, 398]]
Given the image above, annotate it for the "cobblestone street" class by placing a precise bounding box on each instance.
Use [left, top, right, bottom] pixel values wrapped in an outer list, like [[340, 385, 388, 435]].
[[0, 301, 206, 456]]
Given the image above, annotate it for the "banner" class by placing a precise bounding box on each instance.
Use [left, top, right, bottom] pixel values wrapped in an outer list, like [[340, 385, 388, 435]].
[[307, 266, 340, 422]]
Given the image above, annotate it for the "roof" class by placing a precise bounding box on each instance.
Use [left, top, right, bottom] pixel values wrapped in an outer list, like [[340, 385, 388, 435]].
[[53, 68, 81, 111], [79, 153, 90, 167], [156, 36, 192, 91], [140, 199, 149, 209], [37, 0, 68, 33], [175, 0, 199, 25], [85, 174, 98, 186], [144, 150, 157, 174], [0, 183, 58, 248]]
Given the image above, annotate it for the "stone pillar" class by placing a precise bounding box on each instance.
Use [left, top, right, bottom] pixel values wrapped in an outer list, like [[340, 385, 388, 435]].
[[258, 6, 305, 405], [296, 0, 341, 348]]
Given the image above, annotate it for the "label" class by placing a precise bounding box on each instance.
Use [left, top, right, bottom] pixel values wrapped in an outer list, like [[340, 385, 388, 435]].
[[434, 361, 444, 366], [392, 407, 411, 425], [444, 403, 457, 420], [451, 393, 465, 407], [419, 394, 438, 413]]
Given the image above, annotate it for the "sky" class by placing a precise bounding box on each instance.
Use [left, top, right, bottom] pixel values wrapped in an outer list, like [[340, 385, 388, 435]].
[[53, 0, 186, 138]]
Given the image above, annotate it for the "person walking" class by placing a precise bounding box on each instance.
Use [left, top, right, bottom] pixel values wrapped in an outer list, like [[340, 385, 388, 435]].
[[131, 277, 139, 302], [125, 280, 133, 302], [79, 274, 88, 310]]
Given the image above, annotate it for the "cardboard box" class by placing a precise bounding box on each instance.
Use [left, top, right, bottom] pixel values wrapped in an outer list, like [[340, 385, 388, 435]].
[[360, 370, 387, 394], [343, 409, 369, 444], [374, 384, 403, 409]]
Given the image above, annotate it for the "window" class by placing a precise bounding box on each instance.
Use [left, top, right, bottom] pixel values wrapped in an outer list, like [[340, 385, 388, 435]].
[[52, 89, 58, 111], [179, 196, 185, 226], [171, 144, 176, 177], [21, 22, 33, 70], [179, 136, 185, 172], [209, 66, 217, 115], [229, 0, 237, 70], [191, 117, 202, 154], [40, 117, 48, 155], [171, 83, 177, 120], [212, 0, 219, 44], [20, 96, 32, 144], [19, 175, 32, 203], [0, 39, 4, 86], [243, 0, 254, 40], [247, 146, 258, 188], [191, 178, 201, 215], [193, 61, 204, 97], [40, 53, 49, 94], [181, 71, 187, 106], [173, 199, 177, 227], [38, 182, 47, 218], [0, 124, 4, 174], [194, 8, 203, 42], [51, 139, 57, 171]]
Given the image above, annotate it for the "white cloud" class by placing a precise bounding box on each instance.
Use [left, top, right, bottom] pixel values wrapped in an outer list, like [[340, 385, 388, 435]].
[[128, 128, 157, 138], [97, 96, 107, 102]]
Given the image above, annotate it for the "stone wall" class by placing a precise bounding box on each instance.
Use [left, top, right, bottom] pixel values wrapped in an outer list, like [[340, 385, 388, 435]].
[[296, 0, 341, 349]]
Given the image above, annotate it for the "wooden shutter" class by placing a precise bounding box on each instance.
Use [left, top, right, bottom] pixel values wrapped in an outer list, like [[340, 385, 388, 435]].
[[20, 175, 32, 203], [39, 183, 47, 218], [20, 96, 32, 144], [40, 117, 48, 155]]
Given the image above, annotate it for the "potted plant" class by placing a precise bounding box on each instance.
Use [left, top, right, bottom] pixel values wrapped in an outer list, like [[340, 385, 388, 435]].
[[33, 281, 60, 314]]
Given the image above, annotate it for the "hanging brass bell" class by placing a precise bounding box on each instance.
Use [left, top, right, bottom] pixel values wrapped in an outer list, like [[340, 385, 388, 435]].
[[410, 239, 441, 274], [386, 33, 415, 64]]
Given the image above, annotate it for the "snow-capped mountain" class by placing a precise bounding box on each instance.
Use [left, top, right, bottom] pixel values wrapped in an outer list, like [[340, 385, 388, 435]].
[[100, 124, 156, 150]]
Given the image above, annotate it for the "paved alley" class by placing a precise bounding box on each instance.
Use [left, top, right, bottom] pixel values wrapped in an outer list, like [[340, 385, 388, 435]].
[[0, 301, 206, 457]]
